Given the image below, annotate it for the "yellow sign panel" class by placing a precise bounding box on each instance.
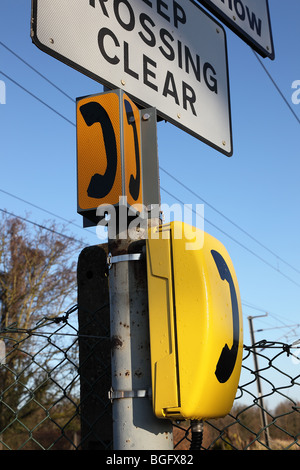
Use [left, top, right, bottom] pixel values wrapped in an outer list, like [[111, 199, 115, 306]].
[[146, 222, 243, 421], [123, 97, 142, 208], [76, 90, 142, 220]]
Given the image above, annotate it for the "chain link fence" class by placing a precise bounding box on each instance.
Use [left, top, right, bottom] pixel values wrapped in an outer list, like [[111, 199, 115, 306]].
[[0, 301, 299, 451]]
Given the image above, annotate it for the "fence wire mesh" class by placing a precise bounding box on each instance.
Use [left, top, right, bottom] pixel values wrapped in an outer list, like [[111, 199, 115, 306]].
[[0, 303, 299, 451]]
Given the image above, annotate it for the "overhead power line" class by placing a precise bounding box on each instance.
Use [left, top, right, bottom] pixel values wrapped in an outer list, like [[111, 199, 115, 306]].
[[160, 167, 300, 276], [255, 324, 300, 333], [241, 299, 300, 343], [0, 69, 75, 127], [252, 50, 300, 126], [2, 45, 300, 289], [0, 187, 91, 234], [0, 41, 75, 103], [0, 208, 88, 247], [160, 187, 300, 289]]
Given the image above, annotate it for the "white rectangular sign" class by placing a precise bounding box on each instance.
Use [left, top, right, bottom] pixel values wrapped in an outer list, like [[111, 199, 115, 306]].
[[32, 0, 232, 156], [199, 0, 274, 59]]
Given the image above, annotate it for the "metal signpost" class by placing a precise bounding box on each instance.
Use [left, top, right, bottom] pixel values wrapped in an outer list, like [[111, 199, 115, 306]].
[[198, 0, 275, 59], [31, 0, 232, 156]]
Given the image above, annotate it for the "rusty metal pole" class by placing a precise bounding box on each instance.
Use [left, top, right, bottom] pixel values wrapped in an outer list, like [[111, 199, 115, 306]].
[[107, 219, 173, 450]]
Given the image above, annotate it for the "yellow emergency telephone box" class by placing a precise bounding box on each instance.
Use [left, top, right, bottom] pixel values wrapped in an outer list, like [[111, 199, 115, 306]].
[[146, 221, 243, 421]]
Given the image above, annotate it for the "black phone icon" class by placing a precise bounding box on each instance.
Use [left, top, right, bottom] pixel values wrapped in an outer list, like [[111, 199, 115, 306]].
[[79, 101, 118, 199], [124, 99, 141, 202], [211, 250, 240, 384]]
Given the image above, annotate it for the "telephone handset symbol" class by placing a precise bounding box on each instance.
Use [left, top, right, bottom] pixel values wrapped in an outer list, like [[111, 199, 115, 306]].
[[79, 101, 118, 199], [211, 250, 240, 384], [124, 99, 141, 202]]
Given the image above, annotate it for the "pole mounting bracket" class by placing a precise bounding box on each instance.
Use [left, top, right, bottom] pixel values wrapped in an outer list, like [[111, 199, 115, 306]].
[[107, 253, 142, 269], [108, 387, 151, 402]]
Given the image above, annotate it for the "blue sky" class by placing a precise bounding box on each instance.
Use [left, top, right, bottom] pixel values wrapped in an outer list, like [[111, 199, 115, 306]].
[[0, 1, 300, 403]]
